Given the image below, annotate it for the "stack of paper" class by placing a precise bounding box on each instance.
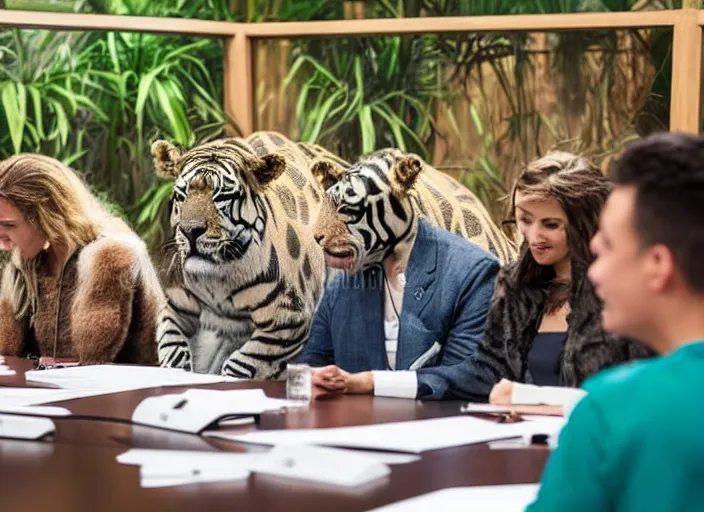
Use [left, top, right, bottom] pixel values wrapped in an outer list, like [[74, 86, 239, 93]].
[[368, 484, 541, 511], [0, 387, 104, 416], [205, 416, 540, 454], [117, 445, 397, 489], [117, 449, 260, 488], [0, 413, 56, 440], [24, 364, 237, 393]]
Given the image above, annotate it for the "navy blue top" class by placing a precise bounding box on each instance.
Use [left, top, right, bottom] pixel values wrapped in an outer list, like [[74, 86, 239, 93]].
[[526, 332, 568, 386]]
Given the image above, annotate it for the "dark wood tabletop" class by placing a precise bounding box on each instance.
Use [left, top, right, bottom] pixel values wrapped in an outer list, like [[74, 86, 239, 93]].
[[0, 357, 549, 512]]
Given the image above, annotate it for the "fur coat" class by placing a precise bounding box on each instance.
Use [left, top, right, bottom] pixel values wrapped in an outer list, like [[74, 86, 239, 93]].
[[0, 234, 164, 365], [468, 263, 655, 398]]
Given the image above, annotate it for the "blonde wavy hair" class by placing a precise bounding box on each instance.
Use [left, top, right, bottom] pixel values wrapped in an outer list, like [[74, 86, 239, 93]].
[[0, 154, 134, 321]]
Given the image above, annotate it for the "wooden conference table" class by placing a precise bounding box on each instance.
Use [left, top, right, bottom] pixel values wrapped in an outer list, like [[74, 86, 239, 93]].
[[0, 357, 549, 512]]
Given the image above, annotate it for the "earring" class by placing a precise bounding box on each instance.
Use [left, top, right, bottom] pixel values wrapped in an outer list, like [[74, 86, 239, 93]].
[[42, 240, 50, 251]]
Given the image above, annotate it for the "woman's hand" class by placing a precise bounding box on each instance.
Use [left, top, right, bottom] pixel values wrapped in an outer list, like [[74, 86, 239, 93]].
[[312, 365, 374, 395], [489, 378, 514, 405]]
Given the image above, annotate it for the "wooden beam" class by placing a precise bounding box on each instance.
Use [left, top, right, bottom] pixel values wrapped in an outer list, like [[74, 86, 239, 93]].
[[242, 10, 680, 39], [0, 9, 240, 36], [670, 9, 703, 133], [224, 32, 254, 136]]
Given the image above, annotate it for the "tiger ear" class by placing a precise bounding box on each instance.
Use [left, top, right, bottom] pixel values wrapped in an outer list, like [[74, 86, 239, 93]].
[[391, 154, 424, 195], [151, 140, 182, 179], [311, 158, 345, 190], [251, 153, 286, 188]]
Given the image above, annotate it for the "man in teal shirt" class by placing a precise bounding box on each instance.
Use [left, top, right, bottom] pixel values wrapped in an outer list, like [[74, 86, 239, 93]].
[[527, 132, 704, 511]]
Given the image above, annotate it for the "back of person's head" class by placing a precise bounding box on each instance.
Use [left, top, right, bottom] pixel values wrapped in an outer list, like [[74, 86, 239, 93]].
[[589, 132, 704, 349], [511, 151, 611, 292], [609, 132, 704, 293]]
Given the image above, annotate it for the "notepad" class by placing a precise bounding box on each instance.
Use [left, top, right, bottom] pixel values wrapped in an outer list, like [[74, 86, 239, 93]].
[[0, 388, 102, 407], [205, 416, 535, 454], [461, 403, 564, 417], [117, 446, 396, 488], [368, 484, 541, 511], [24, 364, 237, 393]]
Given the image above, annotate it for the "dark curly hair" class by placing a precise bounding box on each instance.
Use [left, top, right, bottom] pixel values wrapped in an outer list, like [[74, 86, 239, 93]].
[[609, 132, 704, 293], [508, 151, 611, 312]]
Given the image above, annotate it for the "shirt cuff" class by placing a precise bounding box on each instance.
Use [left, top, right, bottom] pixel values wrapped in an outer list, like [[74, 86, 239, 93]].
[[372, 370, 418, 399], [511, 382, 588, 407]]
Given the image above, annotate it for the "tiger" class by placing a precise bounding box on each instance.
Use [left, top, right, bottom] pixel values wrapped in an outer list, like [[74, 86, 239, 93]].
[[151, 131, 338, 379], [310, 148, 517, 266]]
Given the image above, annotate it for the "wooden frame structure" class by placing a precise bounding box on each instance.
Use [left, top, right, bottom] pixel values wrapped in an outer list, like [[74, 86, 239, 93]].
[[1, 8, 703, 136]]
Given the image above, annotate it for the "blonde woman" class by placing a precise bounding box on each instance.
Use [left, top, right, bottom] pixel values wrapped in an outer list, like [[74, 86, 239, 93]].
[[0, 154, 164, 365]]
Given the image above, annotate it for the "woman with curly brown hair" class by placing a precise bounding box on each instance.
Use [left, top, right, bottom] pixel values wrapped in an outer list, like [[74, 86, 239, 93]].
[[464, 151, 653, 406]]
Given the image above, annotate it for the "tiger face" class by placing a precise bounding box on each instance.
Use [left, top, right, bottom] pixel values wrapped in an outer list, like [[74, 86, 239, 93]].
[[151, 138, 285, 273], [312, 152, 423, 274]]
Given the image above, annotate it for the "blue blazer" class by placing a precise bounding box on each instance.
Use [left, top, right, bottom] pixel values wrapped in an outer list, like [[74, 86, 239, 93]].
[[298, 219, 500, 400]]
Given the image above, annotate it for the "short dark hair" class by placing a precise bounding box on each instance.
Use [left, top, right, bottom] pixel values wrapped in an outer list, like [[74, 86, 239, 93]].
[[609, 132, 704, 293]]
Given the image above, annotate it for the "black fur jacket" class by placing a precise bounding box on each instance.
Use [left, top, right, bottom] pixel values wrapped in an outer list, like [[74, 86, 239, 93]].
[[466, 264, 655, 399]]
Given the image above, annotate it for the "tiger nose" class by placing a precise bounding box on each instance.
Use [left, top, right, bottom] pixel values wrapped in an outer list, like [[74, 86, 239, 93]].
[[180, 223, 207, 246]]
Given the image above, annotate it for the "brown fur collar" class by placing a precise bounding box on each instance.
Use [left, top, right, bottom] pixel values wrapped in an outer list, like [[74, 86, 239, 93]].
[[0, 234, 162, 365]]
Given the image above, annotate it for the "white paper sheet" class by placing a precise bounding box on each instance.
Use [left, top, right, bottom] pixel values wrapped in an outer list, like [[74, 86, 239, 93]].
[[369, 484, 541, 511], [0, 387, 108, 408], [0, 406, 71, 417], [118, 445, 395, 489], [139, 468, 251, 488], [117, 448, 265, 468], [0, 357, 15, 376], [117, 450, 257, 488], [24, 364, 237, 393], [255, 444, 390, 487], [180, 388, 294, 413], [0, 365, 15, 376], [205, 416, 535, 454], [0, 413, 56, 440]]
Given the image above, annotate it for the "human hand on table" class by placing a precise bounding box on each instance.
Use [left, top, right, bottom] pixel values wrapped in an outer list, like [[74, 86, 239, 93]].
[[312, 365, 374, 395], [489, 378, 514, 405]]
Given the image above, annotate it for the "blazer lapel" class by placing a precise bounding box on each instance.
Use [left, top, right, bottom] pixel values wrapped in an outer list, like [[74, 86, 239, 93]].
[[396, 221, 439, 369]]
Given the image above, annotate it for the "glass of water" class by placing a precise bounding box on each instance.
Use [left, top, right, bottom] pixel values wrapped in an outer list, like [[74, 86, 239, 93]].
[[286, 363, 313, 405]]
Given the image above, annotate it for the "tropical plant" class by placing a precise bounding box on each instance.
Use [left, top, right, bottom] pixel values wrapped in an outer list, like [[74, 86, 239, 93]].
[[0, 29, 107, 162], [0, 0, 681, 246], [285, 34, 448, 161]]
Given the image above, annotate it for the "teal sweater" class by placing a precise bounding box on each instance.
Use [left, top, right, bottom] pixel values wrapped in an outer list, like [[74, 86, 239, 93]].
[[527, 341, 704, 512]]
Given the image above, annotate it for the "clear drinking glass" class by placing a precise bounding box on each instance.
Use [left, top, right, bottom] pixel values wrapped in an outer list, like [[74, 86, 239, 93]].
[[286, 363, 313, 405]]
